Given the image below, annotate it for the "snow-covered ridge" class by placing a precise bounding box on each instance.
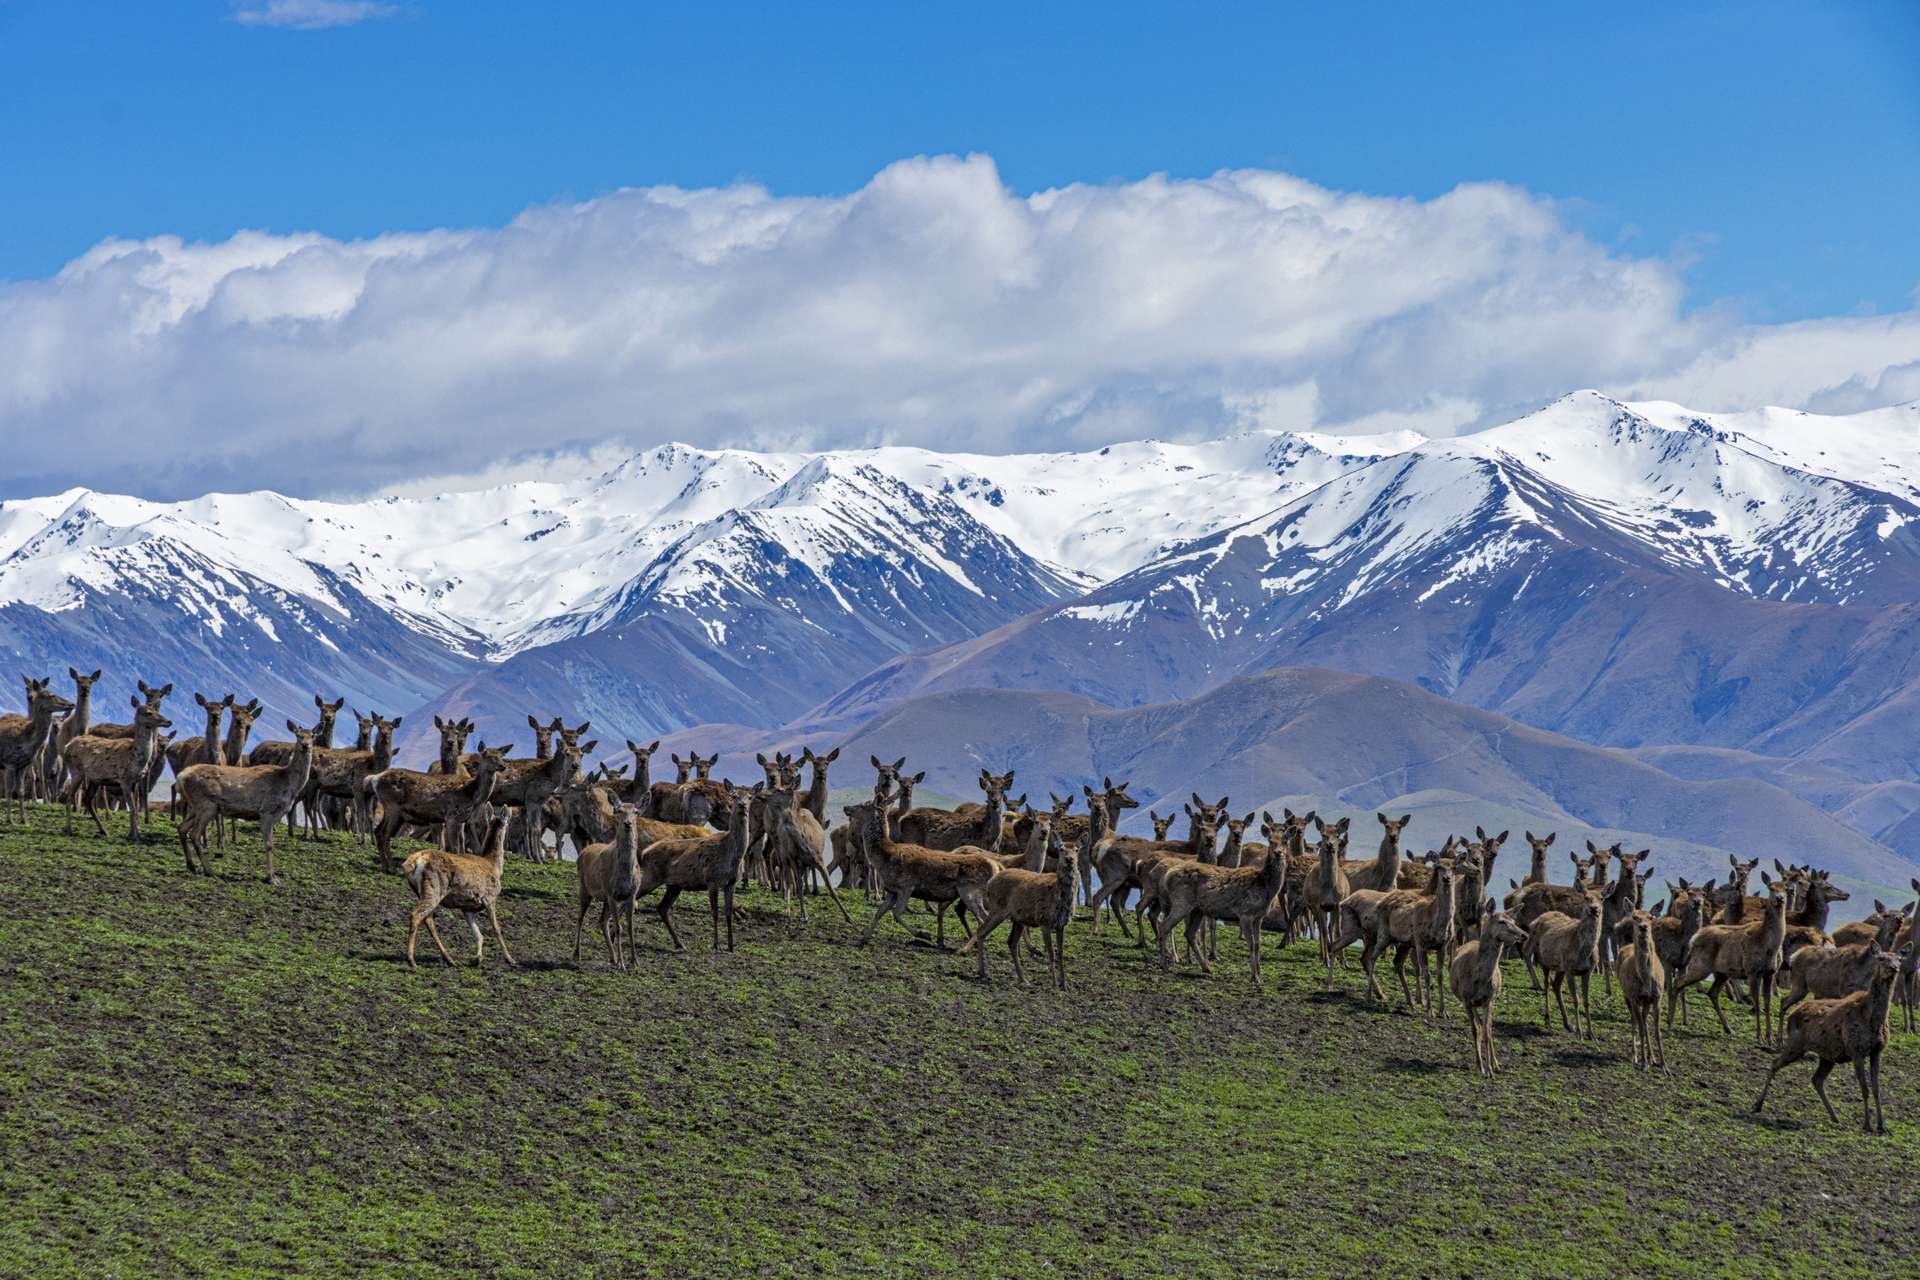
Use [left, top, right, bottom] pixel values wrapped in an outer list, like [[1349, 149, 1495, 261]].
[[4, 391, 1917, 666], [0, 423, 1419, 658]]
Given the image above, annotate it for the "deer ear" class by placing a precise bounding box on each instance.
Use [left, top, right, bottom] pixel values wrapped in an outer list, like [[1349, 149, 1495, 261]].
[[1774, 858, 1786, 872], [1729, 854, 1740, 868], [1243, 812, 1254, 826], [1496, 831, 1508, 844], [286, 720, 299, 733], [1761, 871, 1773, 886], [1401, 815, 1413, 828], [893, 757, 906, 771], [580, 740, 597, 754], [825, 747, 840, 762], [1217, 796, 1229, 812], [912, 771, 925, 784], [1588, 840, 1600, 854], [1191, 792, 1205, 808], [130, 695, 142, 709], [1183, 803, 1195, 817], [529, 715, 542, 729]]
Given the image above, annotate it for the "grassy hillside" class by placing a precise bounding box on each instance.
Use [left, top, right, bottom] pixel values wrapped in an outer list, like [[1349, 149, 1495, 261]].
[[2, 808, 1917, 1278]]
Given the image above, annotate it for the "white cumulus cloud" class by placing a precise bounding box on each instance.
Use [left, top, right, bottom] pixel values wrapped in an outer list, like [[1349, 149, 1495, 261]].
[[2, 154, 1916, 499]]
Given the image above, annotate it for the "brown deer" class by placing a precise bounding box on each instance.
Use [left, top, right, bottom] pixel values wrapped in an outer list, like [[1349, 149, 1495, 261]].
[[1147, 810, 1175, 841], [1672, 874, 1789, 1043], [403, 815, 515, 970], [40, 667, 102, 802], [1086, 795, 1222, 940], [1783, 870, 1850, 960], [1616, 910, 1668, 1072], [632, 782, 759, 952], [86, 678, 171, 739], [1127, 799, 1227, 945], [1521, 831, 1556, 885], [615, 739, 661, 814], [1831, 899, 1909, 949], [898, 769, 1016, 851], [1373, 859, 1459, 1018], [369, 742, 513, 872], [165, 693, 232, 814], [764, 777, 852, 925], [1342, 812, 1411, 892], [1637, 884, 1712, 1028], [573, 801, 643, 969], [1526, 885, 1606, 1038], [958, 822, 1075, 988], [176, 719, 316, 883], [1155, 818, 1292, 987], [852, 788, 1003, 951], [303, 712, 402, 842], [60, 695, 168, 840], [1779, 915, 1904, 1020], [1449, 901, 1529, 1078], [1753, 942, 1906, 1133], [0, 677, 75, 822], [1305, 815, 1353, 983], [799, 745, 839, 825], [1597, 849, 1653, 993]]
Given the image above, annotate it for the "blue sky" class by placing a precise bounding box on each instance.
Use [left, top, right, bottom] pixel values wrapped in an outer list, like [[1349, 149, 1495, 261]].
[[3, 1, 1919, 499], [4, 0, 1915, 319]]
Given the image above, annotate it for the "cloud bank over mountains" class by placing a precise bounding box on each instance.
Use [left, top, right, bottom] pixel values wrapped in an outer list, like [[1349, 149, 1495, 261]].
[[4, 153, 1916, 499]]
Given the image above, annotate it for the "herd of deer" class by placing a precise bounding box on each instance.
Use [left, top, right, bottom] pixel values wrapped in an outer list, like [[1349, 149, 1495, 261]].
[[3, 669, 1916, 1132]]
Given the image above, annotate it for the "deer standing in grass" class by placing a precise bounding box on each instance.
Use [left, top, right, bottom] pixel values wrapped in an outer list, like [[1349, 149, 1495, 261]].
[[1753, 942, 1907, 1133], [1617, 910, 1668, 1072], [1305, 816, 1352, 985], [1779, 914, 1904, 1020], [165, 693, 232, 815], [958, 820, 1075, 988], [1154, 812, 1292, 987], [369, 743, 513, 873], [1449, 900, 1529, 1078], [574, 801, 643, 969], [852, 785, 1003, 951], [404, 816, 516, 970], [176, 719, 317, 884], [633, 782, 759, 952], [1672, 875, 1789, 1043], [0, 677, 74, 823], [1374, 859, 1459, 1018], [61, 695, 168, 840], [40, 667, 101, 803], [1526, 884, 1605, 1038], [763, 776, 853, 925]]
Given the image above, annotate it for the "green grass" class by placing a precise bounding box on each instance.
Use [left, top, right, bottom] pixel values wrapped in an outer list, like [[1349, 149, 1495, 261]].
[[1, 805, 1917, 1278]]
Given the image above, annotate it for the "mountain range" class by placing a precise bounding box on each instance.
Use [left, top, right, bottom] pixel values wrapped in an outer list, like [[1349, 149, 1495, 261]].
[[6, 389, 1920, 885]]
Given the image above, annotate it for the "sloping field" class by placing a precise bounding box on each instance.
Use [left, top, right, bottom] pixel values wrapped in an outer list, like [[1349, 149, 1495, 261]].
[[1, 810, 1915, 1278]]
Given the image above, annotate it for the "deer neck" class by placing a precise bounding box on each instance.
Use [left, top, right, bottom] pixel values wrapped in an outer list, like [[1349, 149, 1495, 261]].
[[224, 721, 249, 765], [1374, 829, 1402, 879], [201, 706, 223, 750], [722, 809, 753, 874], [1527, 850, 1547, 884], [287, 741, 315, 792], [804, 767, 828, 822], [1793, 890, 1833, 932], [1187, 818, 1214, 861], [70, 684, 92, 734], [981, 791, 1006, 845], [466, 767, 499, 808]]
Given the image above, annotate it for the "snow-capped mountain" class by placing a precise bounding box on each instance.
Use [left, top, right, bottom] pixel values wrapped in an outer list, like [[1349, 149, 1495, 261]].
[[9, 388, 1920, 773], [0, 421, 1411, 744], [822, 393, 1920, 820]]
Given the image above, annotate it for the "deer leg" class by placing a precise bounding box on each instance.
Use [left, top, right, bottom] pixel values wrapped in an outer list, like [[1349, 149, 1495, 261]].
[[1393, 944, 1416, 1012], [421, 912, 458, 967], [1752, 1046, 1793, 1113], [1008, 922, 1028, 986], [1809, 1058, 1838, 1123], [263, 822, 280, 886], [1869, 1047, 1885, 1134], [1185, 915, 1211, 975], [87, 784, 110, 838], [1851, 1057, 1875, 1134], [1246, 920, 1261, 989], [1703, 975, 1732, 1035]]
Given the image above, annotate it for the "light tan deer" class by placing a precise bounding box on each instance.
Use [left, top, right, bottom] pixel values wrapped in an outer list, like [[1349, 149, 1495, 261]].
[[1305, 815, 1353, 984], [1779, 915, 1903, 1019], [403, 815, 515, 970], [176, 719, 316, 884], [1521, 831, 1555, 885], [302, 713, 402, 842], [1617, 910, 1668, 1072], [0, 677, 75, 822], [368, 742, 513, 873], [1753, 942, 1906, 1133], [852, 788, 1003, 951], [1374, 859, 1459, 1018], [1671, 875, 1789, 1043], [632, 782, 759, 952], [59, 695, 167, 840], [1343, 812, 1411, 892], [958, 823, 1075, 988], [1448, 901, 1529, 1078], [764, 778, 853, 925], [1526, 885, 1606, 1038], [1085, 795, 1221, 940], [898, 769, 1016, 851], [165, 693, 232, 814], [1154, 819, 1292, 987], [41, 667, 102, 802], [574, 801, 642, 969]]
